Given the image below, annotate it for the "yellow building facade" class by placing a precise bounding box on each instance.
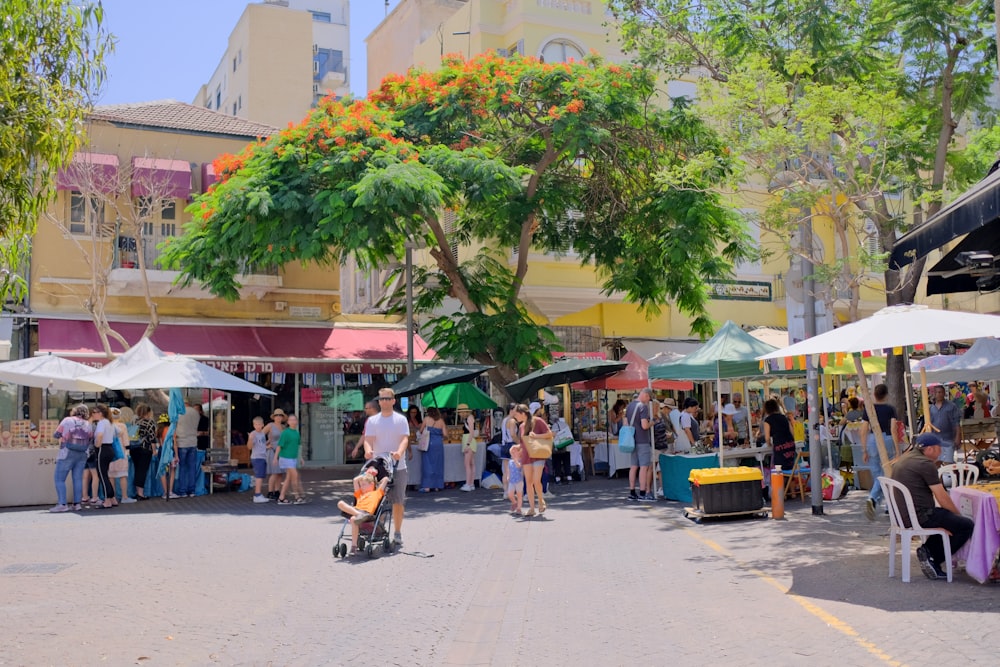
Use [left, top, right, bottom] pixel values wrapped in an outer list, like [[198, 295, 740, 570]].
[[24, 101, 431, 465]]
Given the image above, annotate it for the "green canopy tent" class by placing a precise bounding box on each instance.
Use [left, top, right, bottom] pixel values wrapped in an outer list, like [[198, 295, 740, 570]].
[[423, 382, 498, 411], [650, 320, 798, 466]]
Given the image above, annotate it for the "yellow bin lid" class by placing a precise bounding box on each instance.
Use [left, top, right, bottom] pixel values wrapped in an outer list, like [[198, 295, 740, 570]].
[[689, 466, 763, 485]]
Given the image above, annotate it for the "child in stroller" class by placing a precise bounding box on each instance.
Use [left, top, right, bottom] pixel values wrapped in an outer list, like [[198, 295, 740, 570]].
[[334, 454, 395, 558]]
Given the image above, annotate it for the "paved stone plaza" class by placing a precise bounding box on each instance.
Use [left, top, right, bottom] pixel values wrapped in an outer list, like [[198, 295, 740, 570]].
[[2, 471, 998, 666]]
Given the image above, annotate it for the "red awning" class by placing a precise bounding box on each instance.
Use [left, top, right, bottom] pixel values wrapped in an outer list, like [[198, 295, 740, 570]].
[[572, 350, 694, 391], [56, 152, 120, 195], [37, 320, 435, 374], [201, 162, 216, 192], [131, 157, 192, 199]]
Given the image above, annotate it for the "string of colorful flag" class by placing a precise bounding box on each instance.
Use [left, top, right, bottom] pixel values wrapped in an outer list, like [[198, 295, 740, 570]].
[[758, 342, 938, 373]]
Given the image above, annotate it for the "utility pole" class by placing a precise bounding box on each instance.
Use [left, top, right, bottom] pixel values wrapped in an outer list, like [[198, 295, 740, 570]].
[[803, 216, 823, 515]]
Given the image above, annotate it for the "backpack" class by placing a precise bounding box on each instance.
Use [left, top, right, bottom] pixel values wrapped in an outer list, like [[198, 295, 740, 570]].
[[63, 417, 93, 453], [653, 418, 674, 450]]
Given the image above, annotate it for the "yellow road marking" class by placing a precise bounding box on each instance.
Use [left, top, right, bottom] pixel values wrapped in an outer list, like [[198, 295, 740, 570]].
[[684, 528, 903, 666]]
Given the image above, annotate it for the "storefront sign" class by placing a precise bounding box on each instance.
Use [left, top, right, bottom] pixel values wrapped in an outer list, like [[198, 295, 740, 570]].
[[708, 280, 772, 301], [301, 387, 323, 403], [197, 360, 413, 374]]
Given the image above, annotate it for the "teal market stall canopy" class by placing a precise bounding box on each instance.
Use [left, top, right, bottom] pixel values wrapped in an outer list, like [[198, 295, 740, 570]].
[[649, 320, 796, 381]]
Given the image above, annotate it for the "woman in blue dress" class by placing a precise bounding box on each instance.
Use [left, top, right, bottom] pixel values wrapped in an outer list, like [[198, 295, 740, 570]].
[[419, 407, 446, 492]]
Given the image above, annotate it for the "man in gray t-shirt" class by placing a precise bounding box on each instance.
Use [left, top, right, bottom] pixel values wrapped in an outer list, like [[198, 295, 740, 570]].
[[173, 402, 201, 497], [729, 392, 750, 444], [625, 389, 652, 501], [929, 385, 962, 463]]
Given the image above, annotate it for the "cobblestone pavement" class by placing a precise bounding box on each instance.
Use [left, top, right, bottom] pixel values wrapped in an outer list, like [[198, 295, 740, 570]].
[[1, 470, 998, 666]]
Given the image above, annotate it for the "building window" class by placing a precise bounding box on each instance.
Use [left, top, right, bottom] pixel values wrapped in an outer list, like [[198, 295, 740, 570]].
[[310, 10, 332, 22], [68, 191, 104, 235], [232, 56, 237, 72], [238, 95, 242, 110], [136, 196, 176, 223], [314, 48, 345, 79], [215, 86, 222, 110], [233, 102, 237, 115], [540, 39, 584, 64]]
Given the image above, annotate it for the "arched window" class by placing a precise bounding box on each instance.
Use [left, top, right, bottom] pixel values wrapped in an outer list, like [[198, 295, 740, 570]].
[[540, 39, 584, 64]]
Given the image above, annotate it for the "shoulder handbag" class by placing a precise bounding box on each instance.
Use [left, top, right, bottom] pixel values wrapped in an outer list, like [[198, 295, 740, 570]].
[[618, 404, 641, 454], [524, 418, 553, 459], [416, 428, 430, 452], [554, 420, 574, 450], [108, 430, 129, 478]]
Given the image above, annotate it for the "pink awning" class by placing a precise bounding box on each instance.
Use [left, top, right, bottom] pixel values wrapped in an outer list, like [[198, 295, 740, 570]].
[[201, 162, 216, 192], [56, 152, 119, 195], [572, 350, 694, 391], [37, 320, 436, 374], [131, 157, 192, 199]]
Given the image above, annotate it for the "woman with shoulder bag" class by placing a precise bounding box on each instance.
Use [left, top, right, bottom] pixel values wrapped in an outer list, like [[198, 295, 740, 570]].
[[50, 404, 94, 512], [90, 404, 117, 509], [458, 404, 478, 492], [513, 402, 553, 517], [130, 403, 157, 501]]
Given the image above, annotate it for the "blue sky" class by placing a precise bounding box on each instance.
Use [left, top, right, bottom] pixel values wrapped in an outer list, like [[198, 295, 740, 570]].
[[97, 0, 400, 106]]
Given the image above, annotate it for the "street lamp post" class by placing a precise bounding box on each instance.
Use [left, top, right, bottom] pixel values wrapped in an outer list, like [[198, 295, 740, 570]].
[[405, 242, 415, 374]]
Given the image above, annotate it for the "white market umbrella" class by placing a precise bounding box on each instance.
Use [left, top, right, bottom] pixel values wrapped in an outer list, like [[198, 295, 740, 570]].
[[759, 304, 1000, 470], [924, 337, 1000, 383], [0, 354, 105, 391], [82, 338, 274, 394]]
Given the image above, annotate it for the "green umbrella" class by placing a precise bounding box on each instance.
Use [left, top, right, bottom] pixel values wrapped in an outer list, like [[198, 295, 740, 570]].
[[422, 382, 497, 410]]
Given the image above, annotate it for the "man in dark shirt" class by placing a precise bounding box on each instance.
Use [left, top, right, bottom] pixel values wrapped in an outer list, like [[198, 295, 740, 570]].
[[890, 433, 974, 580]]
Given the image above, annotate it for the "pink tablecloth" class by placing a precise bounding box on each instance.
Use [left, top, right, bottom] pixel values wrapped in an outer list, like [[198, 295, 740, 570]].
[[949, 486, 1000, 584]]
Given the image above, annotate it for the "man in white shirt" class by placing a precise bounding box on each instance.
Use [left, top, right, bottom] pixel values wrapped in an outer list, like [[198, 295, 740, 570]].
[[363, 388, 411, 546]]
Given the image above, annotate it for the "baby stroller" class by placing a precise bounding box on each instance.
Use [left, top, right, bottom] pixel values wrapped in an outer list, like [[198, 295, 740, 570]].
[[333, 454, 396, 559]]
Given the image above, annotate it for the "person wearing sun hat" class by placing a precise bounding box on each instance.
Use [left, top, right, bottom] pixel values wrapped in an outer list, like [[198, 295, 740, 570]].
[[891, 432, 974, 580], [457, 403, 479, 492], [262, 408, 286, 500]]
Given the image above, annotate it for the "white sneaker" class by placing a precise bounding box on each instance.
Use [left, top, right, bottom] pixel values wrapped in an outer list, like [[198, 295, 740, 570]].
[[168, 492, 181, 499], [460, 484, 474, 492], [120, 497, 137, 504], [49, 504, 69, 513], [253, 494, 269, 504]]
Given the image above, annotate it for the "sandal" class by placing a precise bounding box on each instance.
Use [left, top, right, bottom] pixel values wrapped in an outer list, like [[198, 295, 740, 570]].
[[277, 498, 292, 505], [293, 497, 308, 505]]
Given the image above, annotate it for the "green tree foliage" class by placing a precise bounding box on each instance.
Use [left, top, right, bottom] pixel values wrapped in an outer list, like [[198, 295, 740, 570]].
[[163, 54, 752, 388], [0, 0, 112, 301], [609, 0, 996, 307], [609, 0, 996, 428]]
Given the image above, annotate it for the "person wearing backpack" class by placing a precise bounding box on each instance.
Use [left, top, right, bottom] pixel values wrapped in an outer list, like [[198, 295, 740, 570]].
[[51, 404, 94, 512]]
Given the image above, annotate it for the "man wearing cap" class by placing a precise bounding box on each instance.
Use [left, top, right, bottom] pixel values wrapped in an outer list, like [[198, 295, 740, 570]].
[[624, 389, 653, 501], [890, 433, 975, 580], [363, 388, 411, 546]]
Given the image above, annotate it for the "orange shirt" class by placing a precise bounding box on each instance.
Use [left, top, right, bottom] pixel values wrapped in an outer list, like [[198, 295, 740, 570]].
[[354, 487, 384, 514]]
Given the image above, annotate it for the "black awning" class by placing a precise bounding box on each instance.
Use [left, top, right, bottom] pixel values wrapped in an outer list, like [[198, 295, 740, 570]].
[[889, 165, 1000, 269], [925, 221, 1000, 295]]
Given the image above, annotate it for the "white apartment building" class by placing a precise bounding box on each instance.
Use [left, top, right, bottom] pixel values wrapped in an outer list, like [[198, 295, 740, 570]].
[[193, 0, 350, 129]]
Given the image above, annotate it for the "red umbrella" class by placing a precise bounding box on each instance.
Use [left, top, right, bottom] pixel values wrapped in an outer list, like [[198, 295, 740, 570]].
[[572, 350, 693, 391]]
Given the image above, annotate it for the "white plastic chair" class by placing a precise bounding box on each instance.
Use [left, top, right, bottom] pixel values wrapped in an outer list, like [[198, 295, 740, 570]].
[[938, 462, 979, 487], [878, 476, 953, 583]]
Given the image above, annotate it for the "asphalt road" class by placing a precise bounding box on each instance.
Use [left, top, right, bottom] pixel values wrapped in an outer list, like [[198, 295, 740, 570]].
[[2, 472, 998, 666]]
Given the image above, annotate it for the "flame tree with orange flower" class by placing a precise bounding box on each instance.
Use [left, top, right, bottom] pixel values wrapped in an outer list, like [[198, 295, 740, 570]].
[[162, 53, 752, 390]]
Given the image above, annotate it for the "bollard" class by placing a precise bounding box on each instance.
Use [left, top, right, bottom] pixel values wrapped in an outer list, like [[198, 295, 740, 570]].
[[771, 466, 784, 519]]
